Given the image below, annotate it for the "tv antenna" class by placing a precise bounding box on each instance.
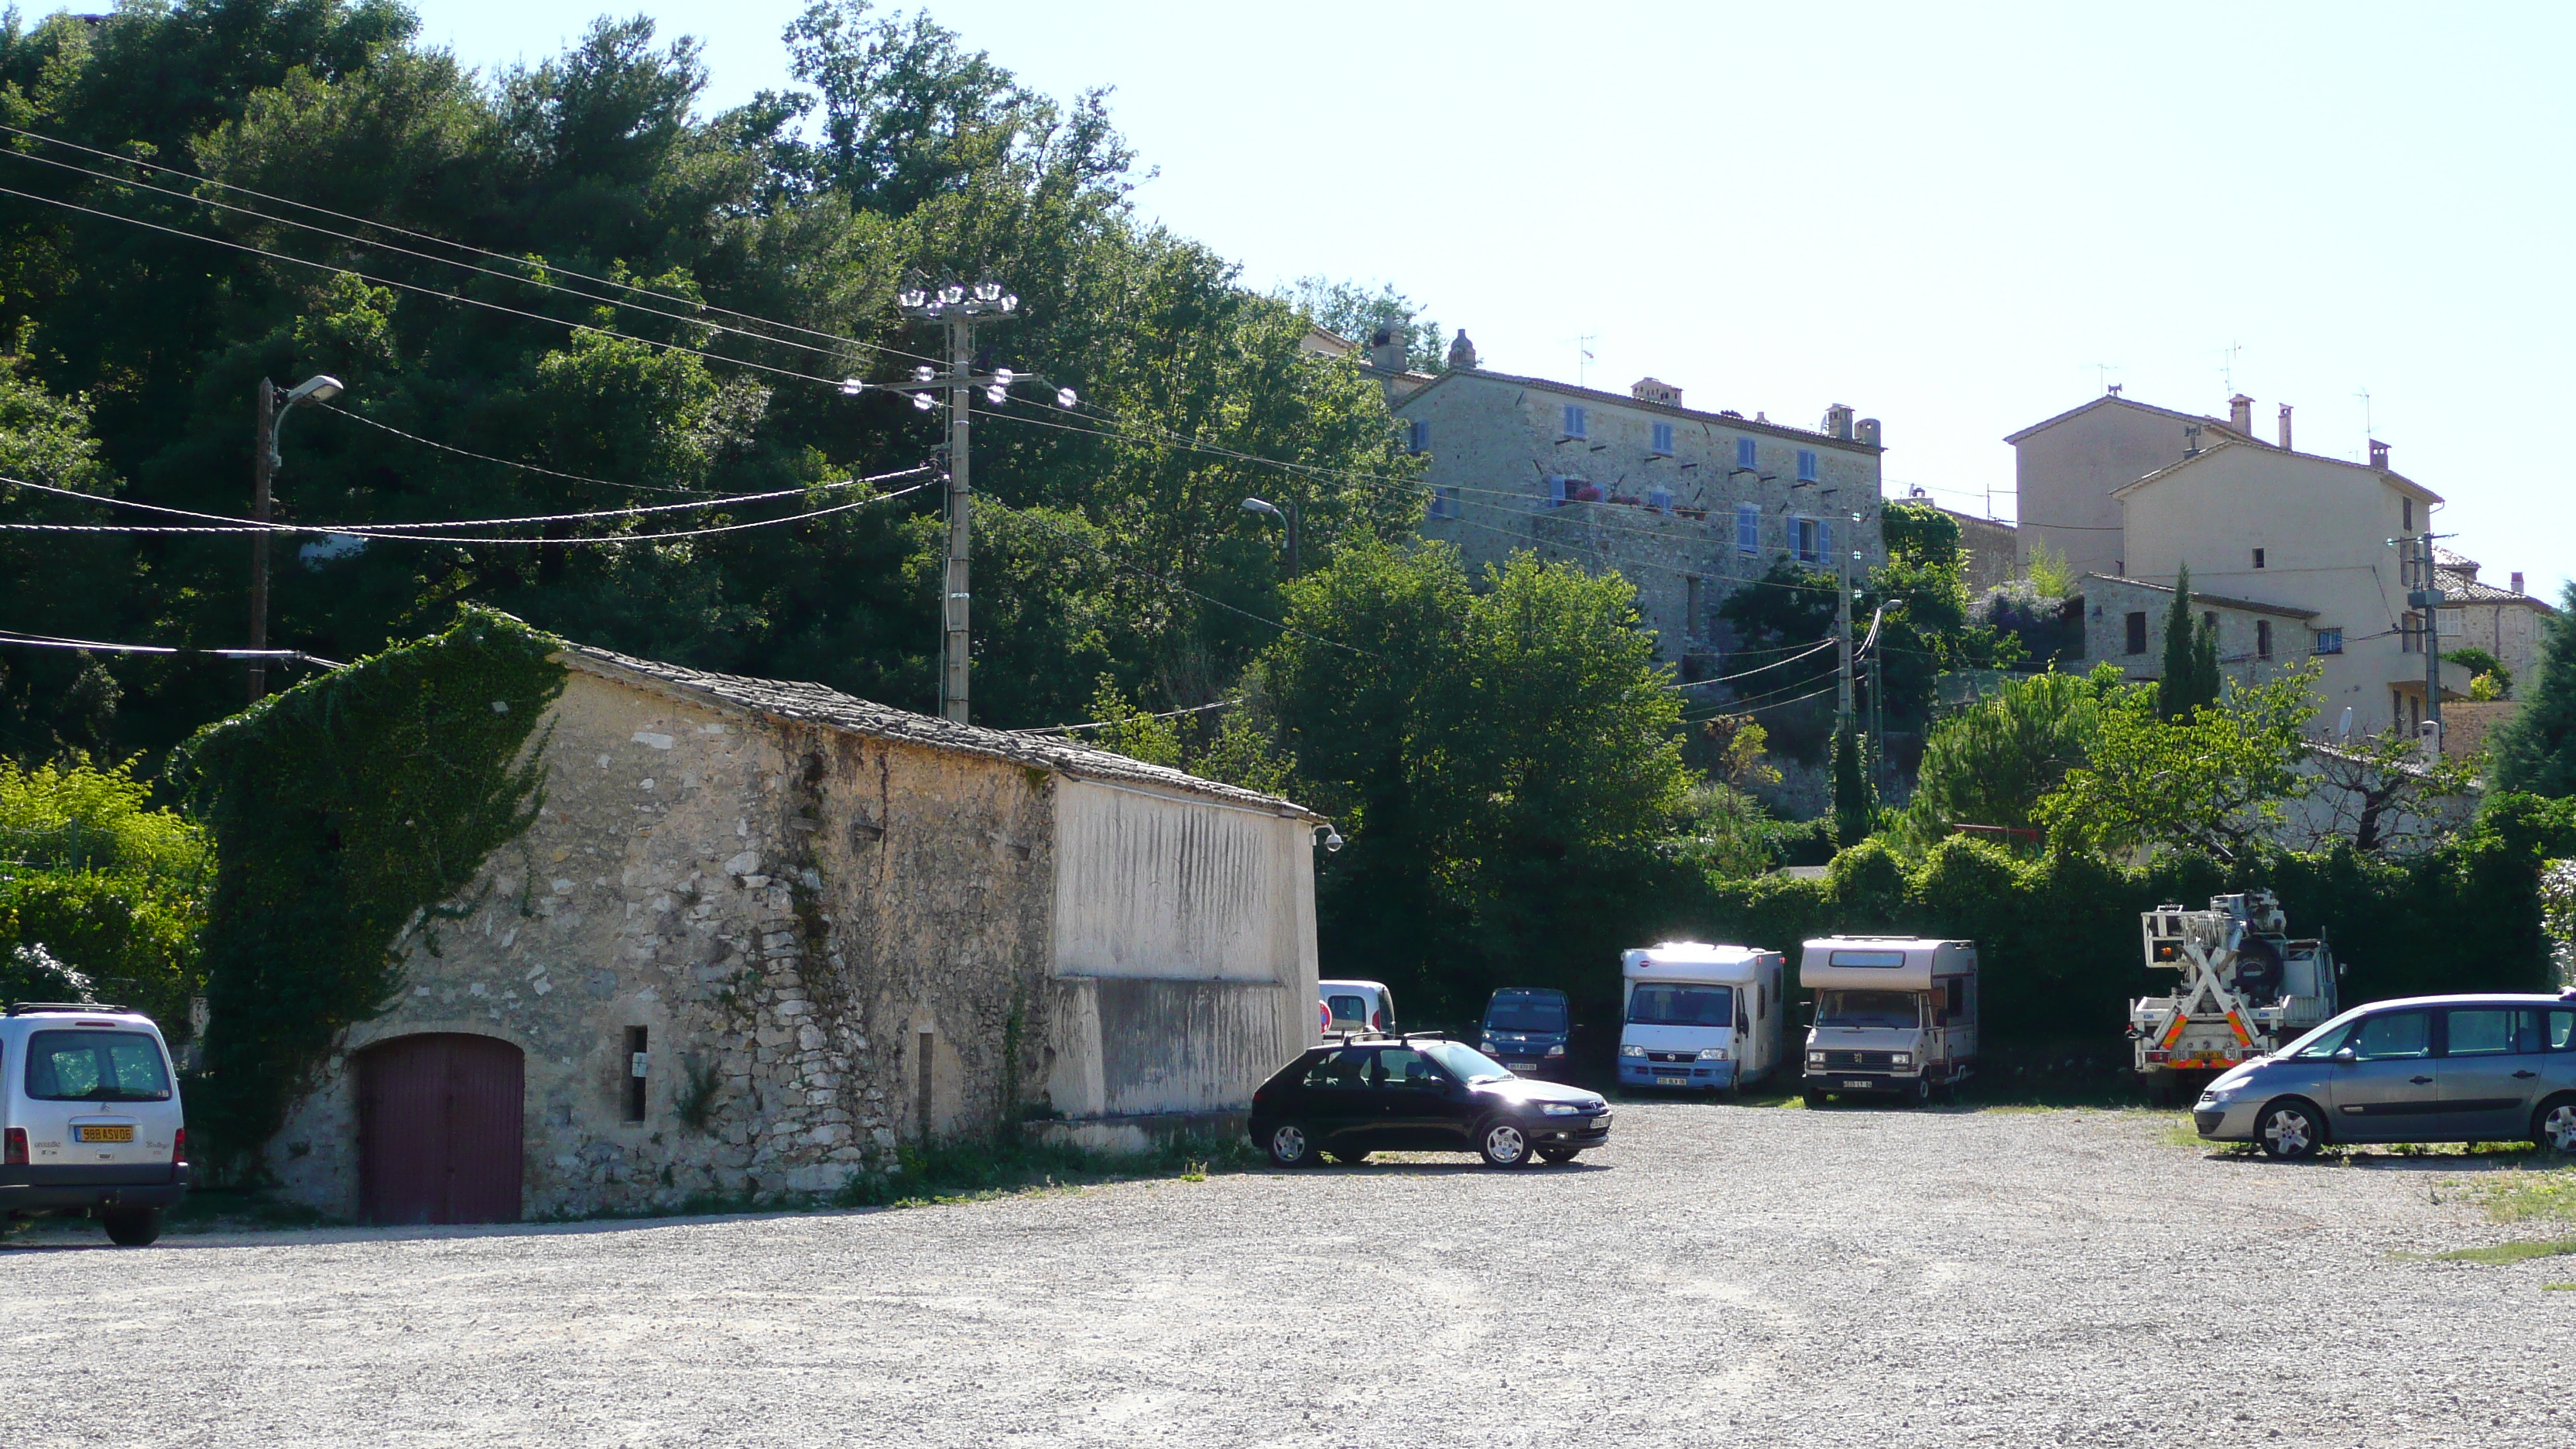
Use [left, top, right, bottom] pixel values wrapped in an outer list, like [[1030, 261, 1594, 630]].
[[2354, 387, 2374, 446], [2219, 340, 2244, 394], [1574, 334, 1597, 389], [2092, 361, 2124, 396]]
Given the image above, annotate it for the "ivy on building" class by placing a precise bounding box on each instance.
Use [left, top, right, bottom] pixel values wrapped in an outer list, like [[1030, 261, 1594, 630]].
[[173, 607, 567, 1175]]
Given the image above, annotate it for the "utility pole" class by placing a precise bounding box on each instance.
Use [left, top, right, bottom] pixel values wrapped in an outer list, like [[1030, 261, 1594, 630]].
[[890, 276, 1019, 724], [2413, 531, 2445, 758], [247, 379, 277, 704], [1836, 533, 1855, 728], [246, 373, 345, 704]]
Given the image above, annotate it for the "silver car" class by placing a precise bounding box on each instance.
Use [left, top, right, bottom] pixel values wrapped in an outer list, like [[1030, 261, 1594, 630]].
[[2194, 992, 2576, 1159]]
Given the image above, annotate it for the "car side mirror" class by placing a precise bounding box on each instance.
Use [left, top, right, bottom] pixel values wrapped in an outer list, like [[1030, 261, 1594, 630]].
[[2331, 1046, 2356, 1065]]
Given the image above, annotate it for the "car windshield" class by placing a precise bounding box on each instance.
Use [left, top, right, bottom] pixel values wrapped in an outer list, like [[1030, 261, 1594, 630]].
[[1485, 994, 1568, 1033], [1628, 984, 1733, 1027], [1421, 1041, 1512, 1084], [2279, 1006, 2369, 1058], [1817, 990, 1920, 1028], [24, 1029, 172, 1101]]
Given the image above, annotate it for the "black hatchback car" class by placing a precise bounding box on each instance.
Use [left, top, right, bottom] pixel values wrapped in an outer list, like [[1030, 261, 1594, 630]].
[[1249, 1036, 1612, 1168]]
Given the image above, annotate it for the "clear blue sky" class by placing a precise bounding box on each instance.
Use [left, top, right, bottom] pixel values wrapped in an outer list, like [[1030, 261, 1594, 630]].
[[154, 3, 2576, 594]]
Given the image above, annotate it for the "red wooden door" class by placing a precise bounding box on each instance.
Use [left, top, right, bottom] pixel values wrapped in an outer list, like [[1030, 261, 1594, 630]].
[[357, 1034, 525, 1225]]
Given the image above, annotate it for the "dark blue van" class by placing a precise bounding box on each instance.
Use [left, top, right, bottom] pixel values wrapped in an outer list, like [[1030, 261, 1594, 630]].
[[1480, 988, 1573, 1081]]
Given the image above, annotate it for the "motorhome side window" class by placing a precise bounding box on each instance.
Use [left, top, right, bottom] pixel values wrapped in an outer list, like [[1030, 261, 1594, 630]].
[[1829, 950, 1908, 968], [1944, 978, 1967, 1022]]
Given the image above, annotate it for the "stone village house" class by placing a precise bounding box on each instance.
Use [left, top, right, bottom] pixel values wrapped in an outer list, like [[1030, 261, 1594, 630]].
[[269, 645, 1324, 1223]]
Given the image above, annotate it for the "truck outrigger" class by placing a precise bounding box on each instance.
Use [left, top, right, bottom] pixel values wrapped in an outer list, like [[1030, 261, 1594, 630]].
[[2129, 891, 2341, 1103]]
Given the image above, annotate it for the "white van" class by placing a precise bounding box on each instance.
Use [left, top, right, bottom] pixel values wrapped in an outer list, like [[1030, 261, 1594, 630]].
[[2, 1002, 190, 1245], [1799, 937, 1978, 1105], [1318, 979, 1397, 1040], [1617, 943, 1787, 1092]]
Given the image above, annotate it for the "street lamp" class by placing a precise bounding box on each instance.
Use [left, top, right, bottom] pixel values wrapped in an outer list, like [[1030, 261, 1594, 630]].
[[892, 272, 1023, 724], [248, 373, 345, 704], [1240, 495, 1300, 578]]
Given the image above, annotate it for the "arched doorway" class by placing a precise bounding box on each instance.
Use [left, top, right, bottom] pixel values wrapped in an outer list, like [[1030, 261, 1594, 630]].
[[355, 1033, 525, 1225]]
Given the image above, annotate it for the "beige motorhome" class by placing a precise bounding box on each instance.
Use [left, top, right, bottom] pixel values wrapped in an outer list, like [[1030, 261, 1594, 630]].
[[1799, 937, 1978, 1105]]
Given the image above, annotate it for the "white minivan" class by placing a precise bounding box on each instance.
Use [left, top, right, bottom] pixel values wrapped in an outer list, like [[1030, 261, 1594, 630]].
[[2, 1002, 190, 1245], [1616, 943, 1788, 1092]]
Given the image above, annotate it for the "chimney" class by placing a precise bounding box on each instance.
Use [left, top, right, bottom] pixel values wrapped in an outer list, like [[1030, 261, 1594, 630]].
[[2513, 570, 2526, 596], [1855, 416, 1882, 448], [2369, 438, 2391, 469], [2276, 403, 2293, 451], [1447, 328, 1478, 371], [2228, 393, 2254, 434], [1630, 376, 1683, 407], [2184, 423, 2202, 457], [1365, 324, 1406, 373], [1822, 403, 1855, 440]]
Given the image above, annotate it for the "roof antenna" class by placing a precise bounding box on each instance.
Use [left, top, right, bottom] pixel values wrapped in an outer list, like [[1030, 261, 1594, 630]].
[[1574, 334, 1597, 389], [2220, 340, 2243, 395], [2353, 388, 2373, 461]]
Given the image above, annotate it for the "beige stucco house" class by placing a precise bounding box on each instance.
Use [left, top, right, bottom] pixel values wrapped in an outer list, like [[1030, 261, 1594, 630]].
[[268, 645, 1324, 1224], [2005, 392, 2269, 578], [1389, 366, 1886, 671], [2112, 438, 2459, 737]]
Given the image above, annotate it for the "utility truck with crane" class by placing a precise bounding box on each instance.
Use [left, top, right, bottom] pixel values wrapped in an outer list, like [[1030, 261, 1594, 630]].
[[2129, 891, 2341, 1102]]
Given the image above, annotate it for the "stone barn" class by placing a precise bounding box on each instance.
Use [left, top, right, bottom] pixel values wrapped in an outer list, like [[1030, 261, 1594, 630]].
[[269, 644, 1323, 1223]]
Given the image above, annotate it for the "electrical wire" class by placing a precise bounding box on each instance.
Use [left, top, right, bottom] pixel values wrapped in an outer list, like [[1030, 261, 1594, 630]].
[[0, 119, 945, 369], [0, 628, 340, 668], [317, 405, 735, 497], [0, 469, 927, 533], [1666, 636, 1838, 690], [0, 181, 859, 392], [0, 476, 934, 544], [1014, 697, 1242, 735]]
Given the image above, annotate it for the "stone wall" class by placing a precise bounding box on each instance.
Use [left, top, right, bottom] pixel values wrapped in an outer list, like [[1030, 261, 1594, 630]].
[[269, 662, 1058, 1218]]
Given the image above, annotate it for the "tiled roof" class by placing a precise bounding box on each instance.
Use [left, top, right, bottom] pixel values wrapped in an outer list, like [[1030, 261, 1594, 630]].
[[2112, 438, 2440, 503], [2002, 394, 2263, 447], [1388, 368, 1882, 452], [2437, 564, 2557, 609], [2079, 573, 2320, 619], [560, 645, 1324, 820]]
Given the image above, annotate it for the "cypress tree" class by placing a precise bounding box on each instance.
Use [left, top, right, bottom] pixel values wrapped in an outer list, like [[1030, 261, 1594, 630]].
[[2492, 581, 2576, 797], [1833, 715, 1877, 846], [2158, 565, 2221, 720]]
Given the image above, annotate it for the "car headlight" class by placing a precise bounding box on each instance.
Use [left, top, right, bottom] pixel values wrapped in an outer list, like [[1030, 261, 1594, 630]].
[[1889, 1053, 1912, 1067], [1546, 1043, 1565, 1057], [1540, 1102, 1582, 1115], [1697, 1047, 1728, 1061], [1481, 1040, 1497, 1052], [2201, 1084, 2242, 1105], [1620, 1044, 1646, 1058], [1806, 1050, 1827, 1065]]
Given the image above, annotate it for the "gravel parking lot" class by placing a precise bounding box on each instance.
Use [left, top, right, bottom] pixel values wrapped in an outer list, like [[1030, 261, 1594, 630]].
[[9, 1101, 2574, 1448]]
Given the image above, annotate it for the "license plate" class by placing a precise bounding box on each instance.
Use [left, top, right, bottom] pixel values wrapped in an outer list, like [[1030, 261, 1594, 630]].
[[1655, 1075, 1688, 1087], [76, 1125, 135, 1143], [1510, 1062, 1540, 1072], [1844, 1080, 1873, 1089]]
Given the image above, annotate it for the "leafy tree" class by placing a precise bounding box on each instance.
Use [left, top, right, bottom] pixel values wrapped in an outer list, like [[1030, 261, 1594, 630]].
[[1893, 665, 2118, 846], [2302, 728, 2482, 854], [1831, 715, 1875, 846], [1280, 276, 1446, 372], [1251, 542, 1693, 1019], [2156, 565, 2222, 720], [2492, 581, 2576, 797], [2038, 665, 2320, 861], [2444, 646, 2512, 701]]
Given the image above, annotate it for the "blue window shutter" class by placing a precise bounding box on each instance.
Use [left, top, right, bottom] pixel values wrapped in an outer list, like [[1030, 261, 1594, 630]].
[[1737, 437, 1756, 470], [1797, 449, 1818, 482], [1736, 503, 1758, 553], [1546, 474, 1565, 505]]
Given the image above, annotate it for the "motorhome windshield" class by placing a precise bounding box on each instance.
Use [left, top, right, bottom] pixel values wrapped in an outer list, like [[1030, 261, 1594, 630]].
[[1628, 984, 1734, 1028], [1816, 990, 1920, 1028], [1485, 994, 1568, 1033]]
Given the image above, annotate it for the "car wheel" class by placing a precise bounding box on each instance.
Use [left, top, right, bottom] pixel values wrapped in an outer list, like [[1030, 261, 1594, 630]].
[[1537, 1147, 1580, 1165], [1912, 1077, 1931, 1105], [1327, 1149, 1372, 1166], [1265, 1122, 1316, 1167], [2256, 1098, 2325, 1160], [1803, 1088, 1828, 1108], [2533, 1095, 2576, 1154], [101, 1206, 162, 1247], [1478, 1119, 1533, 1168]]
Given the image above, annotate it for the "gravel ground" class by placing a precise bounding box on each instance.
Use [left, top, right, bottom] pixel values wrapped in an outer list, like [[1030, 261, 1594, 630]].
[[9, 1101, 2574, 1448]]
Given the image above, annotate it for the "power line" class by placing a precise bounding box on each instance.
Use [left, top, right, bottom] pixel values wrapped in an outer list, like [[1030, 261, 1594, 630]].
[[0, 474, 935, 544], [0, 181, 860, 394], [0, 629, 340, 668], [1666, 636, 1838, 690], [1, 469, 928, 533], [0, 119, 945, 370], [1015, 697, 1242, 735], [319, 405, 734, 497]]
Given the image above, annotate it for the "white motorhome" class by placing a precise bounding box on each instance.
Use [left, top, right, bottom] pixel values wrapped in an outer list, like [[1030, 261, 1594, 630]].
[[1617, 943, 1786, 1092], [1799, 937, 1978, 1105], [1317, 979, 1397, 1040]]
